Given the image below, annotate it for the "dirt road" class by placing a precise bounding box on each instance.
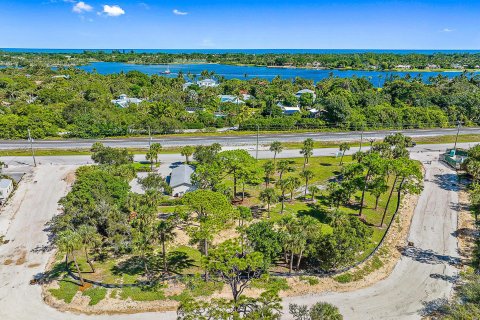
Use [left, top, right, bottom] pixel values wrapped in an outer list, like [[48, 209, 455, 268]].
[[0, 150, 462, 320]]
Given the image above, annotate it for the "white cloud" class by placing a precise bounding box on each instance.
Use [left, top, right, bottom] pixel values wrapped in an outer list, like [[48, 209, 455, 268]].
[[103, 4, 125, 16], [173, 9, 188, 15], [442, 28, 454, 32], [73, 1, 93, 13]]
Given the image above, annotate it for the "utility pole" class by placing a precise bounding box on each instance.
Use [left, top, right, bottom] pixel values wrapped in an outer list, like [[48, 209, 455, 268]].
[[147, 126, 152, 148], [256, 124, 259, 160], [453, 121, 461, 153], [359, 129, 364, 152], [27, 129, 36, 167]]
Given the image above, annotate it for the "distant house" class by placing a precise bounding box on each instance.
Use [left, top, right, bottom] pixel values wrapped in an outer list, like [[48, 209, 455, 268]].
[[219, 95, 245, 104], [395, 65, 411, 70], [169, 164, 196, 197], [197, 79, 218, 88], [182, 82, 194, 91], [277, 102, 301, 115], [426, 64, 440, 70], [0, 179, 13, 204], [295, 89, 316, 101], [111, 94, 143, 108], [185, 107, 205, 114], [52, 75, 70, 79]]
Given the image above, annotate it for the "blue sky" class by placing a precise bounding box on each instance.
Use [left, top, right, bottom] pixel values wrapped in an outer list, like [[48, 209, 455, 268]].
[[0, 0, 479, 49]]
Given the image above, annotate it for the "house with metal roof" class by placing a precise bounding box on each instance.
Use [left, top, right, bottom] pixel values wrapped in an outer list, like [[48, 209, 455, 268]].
[[0, 178, 13, 204], [219, 95, 245, 104], [111, 94, 143, 108], [197, 78, 218, 88], [169, 164, 196, 197], [295, 89, 316, 100], [277, 102, 301, 115]]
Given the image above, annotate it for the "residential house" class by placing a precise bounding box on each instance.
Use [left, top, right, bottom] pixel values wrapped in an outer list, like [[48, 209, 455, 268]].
[[169, 164, 196, 197], [197, 78, 218, 88], [182, 82, 194, 91], [295, 89, 316, 101], [0, 178, 13, 204], [277, 102, 301, 115], [185, 107, 205, 114], [111, 94, 143, 108], [219, 95, 245, 104], [395, 65, 412, 70]]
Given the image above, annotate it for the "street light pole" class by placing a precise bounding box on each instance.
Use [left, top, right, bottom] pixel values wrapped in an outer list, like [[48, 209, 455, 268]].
[[453, 121, 461, 153], [27, 129, 36, 167], [256, 124, 259, 160], [147, 126, 152, 148]]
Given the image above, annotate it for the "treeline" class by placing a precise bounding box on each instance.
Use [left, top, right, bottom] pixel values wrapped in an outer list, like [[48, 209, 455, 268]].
[[3, 51, 480, 70], [0, 66, 479, 139]]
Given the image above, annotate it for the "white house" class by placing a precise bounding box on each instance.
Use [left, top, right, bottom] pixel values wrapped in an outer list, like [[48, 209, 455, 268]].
[[111, 94, 143, 108], [0, 179, 13, 204], [277, 102, 301, 115], [295, 89, 316, 101], [182, 82, 194, 91], [169, 164, 196, 197], [197, 79, 218, 88], [219, 95, 245, 104]]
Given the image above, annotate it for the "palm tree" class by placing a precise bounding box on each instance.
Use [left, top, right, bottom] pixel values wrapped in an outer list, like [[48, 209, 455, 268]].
[[56, 230, 85, 286], [308, 185, 320, 201], [287, 176, 301, 201], [276, 179, 290, 214], [180, 146, 195, 164], [262, 161, 275, 187], [259, 188, 277, 218], [269, 141, 283, 165], [156, 218, 176, 273], [150, 143, 162, 165], [339, 142, 350, 165], [276, 159, 295, 181], [300, 169, 314, 198], [145, 149, 156, 170], [300, 138, 314, 170], [77, 225, 99, 273]]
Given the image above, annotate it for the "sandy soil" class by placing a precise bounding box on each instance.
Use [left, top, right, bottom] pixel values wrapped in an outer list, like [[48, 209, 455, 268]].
[[456, 189, 478, 265]]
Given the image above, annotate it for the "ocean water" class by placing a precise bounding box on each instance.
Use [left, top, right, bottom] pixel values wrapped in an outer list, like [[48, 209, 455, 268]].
[[77, 62, 479, 86]]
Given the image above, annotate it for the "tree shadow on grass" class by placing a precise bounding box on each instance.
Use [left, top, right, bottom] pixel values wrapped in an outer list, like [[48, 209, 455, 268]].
[[297, 203, 330, 223], [111, 256, 145, 276], [167, 251, 196, 274]]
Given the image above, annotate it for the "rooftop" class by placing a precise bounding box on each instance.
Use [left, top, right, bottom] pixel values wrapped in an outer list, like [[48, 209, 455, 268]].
[[169, 164, 195, 188]]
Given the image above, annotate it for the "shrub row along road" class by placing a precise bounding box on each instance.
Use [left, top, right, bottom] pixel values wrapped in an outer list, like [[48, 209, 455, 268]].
[[0, 146, 465, 319], [0, 127, 479, 150]]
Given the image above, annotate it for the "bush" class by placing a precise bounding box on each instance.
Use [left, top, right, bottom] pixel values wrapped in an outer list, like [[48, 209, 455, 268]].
[[82, 287, 107, 305]]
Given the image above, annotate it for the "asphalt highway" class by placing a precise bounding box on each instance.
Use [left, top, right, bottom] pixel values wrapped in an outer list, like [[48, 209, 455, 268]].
[[0, 127, 479, 150]]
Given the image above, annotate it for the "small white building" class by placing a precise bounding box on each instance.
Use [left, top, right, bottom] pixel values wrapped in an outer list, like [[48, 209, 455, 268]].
[[295, 89, 316, 101], [277, 102, 301, 115], [111, 94, 143, 108], [197, 79, 218, 88], [182, 82, 194, 91], [169, 164, 196, 197], [0, 179, 13, 204]]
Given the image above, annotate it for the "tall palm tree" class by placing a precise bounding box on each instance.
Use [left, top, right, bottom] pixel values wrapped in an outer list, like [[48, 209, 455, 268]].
[[276, 159, 295, 181], [300, 170, 315, 198], [156, 218, 176, 273], [308, 185, 320, 202], [77, 225, 99, 273], [262, 161, 275, 187], [269, 141, 283, 165], [56, 230, 85, 286], [259, 188, 277, 218]]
